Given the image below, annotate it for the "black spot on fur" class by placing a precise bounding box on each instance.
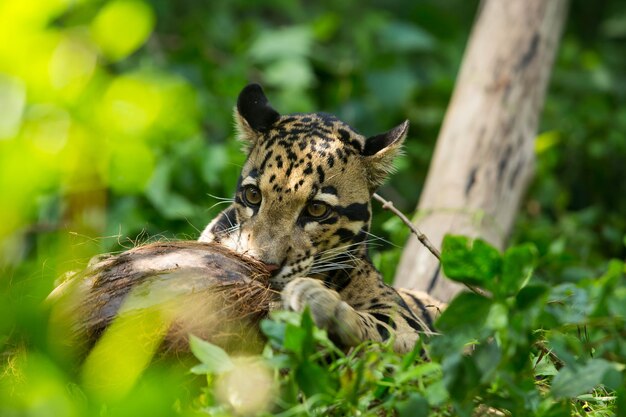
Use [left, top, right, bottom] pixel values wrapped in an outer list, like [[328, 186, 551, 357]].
[[338, 128, 363, 152], [259, 150, 274, 172], [403, 292, 434, 330], [316, 166, 325, 183], [376, 323, 390, 341], [323, 268, 352, 292], [321, 186, 337, 195], [337, 202, 369, 222], [371, 312, 396, 330], [336, 228, 355, 242]]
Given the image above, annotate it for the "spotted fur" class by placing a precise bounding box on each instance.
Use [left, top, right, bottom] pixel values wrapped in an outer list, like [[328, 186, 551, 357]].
[[199, 84, 443, 352]]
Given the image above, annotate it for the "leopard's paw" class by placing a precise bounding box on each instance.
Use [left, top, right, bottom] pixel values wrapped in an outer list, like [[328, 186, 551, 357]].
[[281, 277, 363, 346]]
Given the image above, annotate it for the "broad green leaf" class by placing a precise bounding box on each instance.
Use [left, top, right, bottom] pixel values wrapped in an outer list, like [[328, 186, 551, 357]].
[[500, 243, 538, 297], [436, 292, 492, 334], [534, 353, 559, 377], [441, 354, 480, 406], [397, 362, 441, 385], [276, 309, 316, 357], [189, 335, 233, 375], [515, 285, 549, 310], [424, 379, 449, 407], [485, 302, 508, 330], [283, 323, 306, 356], [551, 359, 620, 398], [396, 393, 429, 417], [548, 283, 593, 324], [260, 318, 286, 346], [295, 360, 336, 398], [441, 235, 501, 288], [473, 341, 501, 382]]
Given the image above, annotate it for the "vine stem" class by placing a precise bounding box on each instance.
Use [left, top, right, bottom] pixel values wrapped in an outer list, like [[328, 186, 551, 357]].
[[372, 193, 487, 297]]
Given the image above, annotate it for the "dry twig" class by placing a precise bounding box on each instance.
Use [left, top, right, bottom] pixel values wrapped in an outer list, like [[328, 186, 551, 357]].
[[372, 193, 487, 297]]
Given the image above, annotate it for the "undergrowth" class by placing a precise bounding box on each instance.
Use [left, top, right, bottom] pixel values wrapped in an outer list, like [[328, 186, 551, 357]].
[[190, 236, 625, 417]]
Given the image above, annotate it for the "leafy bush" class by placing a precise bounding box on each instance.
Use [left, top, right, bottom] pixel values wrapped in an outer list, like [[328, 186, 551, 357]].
[[187, 236, 625, 417]]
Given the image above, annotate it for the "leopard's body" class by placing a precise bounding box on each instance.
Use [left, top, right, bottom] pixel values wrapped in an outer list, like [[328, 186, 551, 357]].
[[199, 84, 443, 352]]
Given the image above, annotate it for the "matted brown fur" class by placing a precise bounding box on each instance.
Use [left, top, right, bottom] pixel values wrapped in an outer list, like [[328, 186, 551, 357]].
[[48, 241, 276, 356]]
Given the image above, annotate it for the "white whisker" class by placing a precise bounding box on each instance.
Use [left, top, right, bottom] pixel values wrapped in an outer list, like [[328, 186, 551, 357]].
[[207, 193, 235, 202], [362, 230, 401, 248], [207, 200, 235, 211]]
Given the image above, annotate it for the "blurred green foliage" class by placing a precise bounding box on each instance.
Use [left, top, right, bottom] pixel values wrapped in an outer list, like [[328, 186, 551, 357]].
[[1, 0, 626, 416]]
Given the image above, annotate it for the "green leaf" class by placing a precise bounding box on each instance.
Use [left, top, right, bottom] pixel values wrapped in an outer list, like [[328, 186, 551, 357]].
[[485, 302, 508, 330], [283, 323, 306, 355], [378, 21, 435, 52], [397, 362, 441, 385], [424, 380, 449, 407], [441, 354, 480, 407], [436, 292, 492, 335], [534, 354, 559, 377], [551, 359, 620, 398], [441, 235, 501, 288], [515, 285, 549, 310], [295, 360, 336, 398], [396, 393, 429, 417], [260, 318, 286, 346], [189, 335, 233, 375], [500, 243, 538, 297], [473, 341, 501, 383], [249, 26, 312, 62]]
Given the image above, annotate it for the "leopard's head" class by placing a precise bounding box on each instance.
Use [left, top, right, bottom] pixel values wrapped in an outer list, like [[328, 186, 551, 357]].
[[207, 84, 408, 289]]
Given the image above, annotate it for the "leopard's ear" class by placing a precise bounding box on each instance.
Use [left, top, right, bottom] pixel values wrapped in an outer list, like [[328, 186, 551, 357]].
[[362, 120, 409, 191], [234, 84, 280, 147]]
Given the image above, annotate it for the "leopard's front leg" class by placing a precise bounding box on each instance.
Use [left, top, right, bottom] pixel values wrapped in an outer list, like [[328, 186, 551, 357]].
[[281, 277, 418, 352]]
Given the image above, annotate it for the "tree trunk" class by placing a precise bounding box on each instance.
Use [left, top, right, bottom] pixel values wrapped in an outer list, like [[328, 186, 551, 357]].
[[394, 0, 568, 302]]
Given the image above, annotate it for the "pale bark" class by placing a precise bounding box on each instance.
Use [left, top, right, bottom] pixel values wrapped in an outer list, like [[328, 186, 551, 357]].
[[395, 0, 568, 302]]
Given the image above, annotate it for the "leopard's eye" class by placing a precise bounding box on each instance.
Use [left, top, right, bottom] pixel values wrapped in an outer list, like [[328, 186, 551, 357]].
[[242, 185, 262, 206], [305, 201, 329, 219]]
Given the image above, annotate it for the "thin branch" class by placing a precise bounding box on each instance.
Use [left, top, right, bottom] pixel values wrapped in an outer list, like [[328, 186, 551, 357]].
[[372, 193, 441, 260], [372, 193, 487, 297]]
